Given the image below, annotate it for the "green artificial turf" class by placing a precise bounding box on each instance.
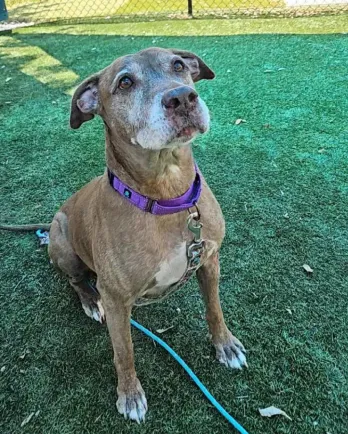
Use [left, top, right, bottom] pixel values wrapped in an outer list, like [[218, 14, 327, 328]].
[[1, 18, 348, 434]]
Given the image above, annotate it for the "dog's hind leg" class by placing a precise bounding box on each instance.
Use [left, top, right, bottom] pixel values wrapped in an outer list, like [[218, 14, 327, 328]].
[[69, 277, 105, 324], [49, 211, 105, 323]]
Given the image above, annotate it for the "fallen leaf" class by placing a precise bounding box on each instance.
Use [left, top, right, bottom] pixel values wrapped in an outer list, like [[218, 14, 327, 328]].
[[5, 77, 12, 82], [19, 350, 29, 360], [259, 406, 292, 421], [286, 308, 292, 315], [176, 307, 181, 314], [21, 412, 35, 427], [156, 325, 174, 334], [318, 148, 326, 154], [264, 69, 273, 73], [235, 119, 247, 125], [283, 213, 289, 219], [20, 369, 26, 374], [303, 264, 313, 274], [263, 123, 271, 128], [278, 67, 286, 71], [35, 410, 40, 417], [1, 366, 5, 373]]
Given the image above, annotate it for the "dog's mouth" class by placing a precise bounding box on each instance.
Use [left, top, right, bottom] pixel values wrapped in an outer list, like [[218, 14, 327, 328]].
[[170, 110, 209, 142], [176, 126, 199, 139]]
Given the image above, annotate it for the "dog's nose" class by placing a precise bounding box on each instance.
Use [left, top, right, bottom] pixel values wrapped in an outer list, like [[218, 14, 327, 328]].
[[162, 86, 198, 110]]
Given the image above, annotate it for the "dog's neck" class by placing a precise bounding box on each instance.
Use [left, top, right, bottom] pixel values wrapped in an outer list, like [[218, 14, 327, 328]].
[[105, 131, 196, 200]]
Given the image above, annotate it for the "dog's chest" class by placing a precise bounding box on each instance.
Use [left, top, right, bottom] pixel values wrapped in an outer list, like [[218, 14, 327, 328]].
[[135, 242, 188, 305], [134, 238, 218, 306]]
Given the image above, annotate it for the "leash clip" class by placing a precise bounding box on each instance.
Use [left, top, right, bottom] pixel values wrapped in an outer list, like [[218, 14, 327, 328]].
[[187, 207, 203, 243]]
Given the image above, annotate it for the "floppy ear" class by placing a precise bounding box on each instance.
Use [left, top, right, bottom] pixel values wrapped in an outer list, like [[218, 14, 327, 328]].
[[70, 73, 100, 129], [170, 49, 215, 82]]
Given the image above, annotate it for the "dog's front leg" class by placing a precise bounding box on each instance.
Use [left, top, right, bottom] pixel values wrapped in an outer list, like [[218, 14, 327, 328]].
[[102, 292, 147, 423], [197, 252, 247, 369]]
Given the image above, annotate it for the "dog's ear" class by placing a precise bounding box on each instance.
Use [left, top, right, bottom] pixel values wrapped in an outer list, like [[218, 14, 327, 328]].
[[170, 49, 215, 82], [70, 73, 100, 129]]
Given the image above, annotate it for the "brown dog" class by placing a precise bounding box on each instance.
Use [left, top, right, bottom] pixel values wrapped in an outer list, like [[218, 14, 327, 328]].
[[1, 48, 247, 423]]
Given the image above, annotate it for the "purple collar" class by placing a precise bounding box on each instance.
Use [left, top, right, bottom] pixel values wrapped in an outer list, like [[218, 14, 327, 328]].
[[107, 164, 201, 215]]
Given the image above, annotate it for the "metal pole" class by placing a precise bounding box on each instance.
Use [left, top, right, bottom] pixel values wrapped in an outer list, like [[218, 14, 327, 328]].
[[188, 0, 193, 16]]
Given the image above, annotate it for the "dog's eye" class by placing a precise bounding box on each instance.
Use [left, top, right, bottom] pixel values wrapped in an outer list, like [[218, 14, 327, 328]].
[[173, 60, 185, 72], [118, 76, 133, 89]]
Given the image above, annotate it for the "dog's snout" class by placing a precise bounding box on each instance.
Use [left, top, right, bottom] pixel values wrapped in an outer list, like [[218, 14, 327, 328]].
[[162, 86, 198, 110]]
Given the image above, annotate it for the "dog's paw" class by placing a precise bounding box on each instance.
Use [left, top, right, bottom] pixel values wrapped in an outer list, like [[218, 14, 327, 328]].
[[81, 300, 105, 324], [214, 333, 247, 370], [117, 382, 148, 423]]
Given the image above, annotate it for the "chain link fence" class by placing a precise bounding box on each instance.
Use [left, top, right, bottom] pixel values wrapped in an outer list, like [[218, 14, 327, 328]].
[[2, 0, 348, 26]]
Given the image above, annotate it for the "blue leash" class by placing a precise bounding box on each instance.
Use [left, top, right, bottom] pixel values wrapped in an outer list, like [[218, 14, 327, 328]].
[[130, 319, 249, 434]]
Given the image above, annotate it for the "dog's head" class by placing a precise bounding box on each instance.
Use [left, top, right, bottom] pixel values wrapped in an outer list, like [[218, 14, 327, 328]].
[[70, 47, 214, 150]]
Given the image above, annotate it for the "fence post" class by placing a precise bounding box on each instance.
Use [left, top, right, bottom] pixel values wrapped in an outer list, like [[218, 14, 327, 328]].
[[0, 0, 9, 21], [188, 0, 193, 16]]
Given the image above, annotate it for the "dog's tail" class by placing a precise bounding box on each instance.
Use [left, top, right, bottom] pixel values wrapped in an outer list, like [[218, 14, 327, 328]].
[[0, 223, 51, 232]]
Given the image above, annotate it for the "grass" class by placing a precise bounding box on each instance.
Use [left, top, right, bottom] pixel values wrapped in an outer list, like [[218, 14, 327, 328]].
[[6, 0, 283, 24], [16, 14, 348, 35], [1, 17, 348, 434]]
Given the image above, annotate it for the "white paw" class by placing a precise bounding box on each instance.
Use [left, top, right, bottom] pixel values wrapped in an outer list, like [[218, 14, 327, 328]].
[[82, 300, 105, 324], [214, 334, 247, 370], [116, 387, 147, 423]]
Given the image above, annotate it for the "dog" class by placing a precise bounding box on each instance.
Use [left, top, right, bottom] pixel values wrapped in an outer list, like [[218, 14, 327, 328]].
[[1, 47, 247, 423]]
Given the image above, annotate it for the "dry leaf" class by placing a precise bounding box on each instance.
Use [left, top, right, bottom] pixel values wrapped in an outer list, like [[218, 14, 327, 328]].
[[303, 264, 313, 274], [19, 350, 29, 360], [176, 307, 181, 314], [20, 369, 26, 374], [235, 119, 247, 125], [5, 77, 12, 82], [286, 308, 292, 315], [318, 148, 326, 154], [35, 410, 40, 417], [21, 412, 35, 427], [259, 406, 292, 421], [1, 366, 5, 373], [156, 325, 174, 334]]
